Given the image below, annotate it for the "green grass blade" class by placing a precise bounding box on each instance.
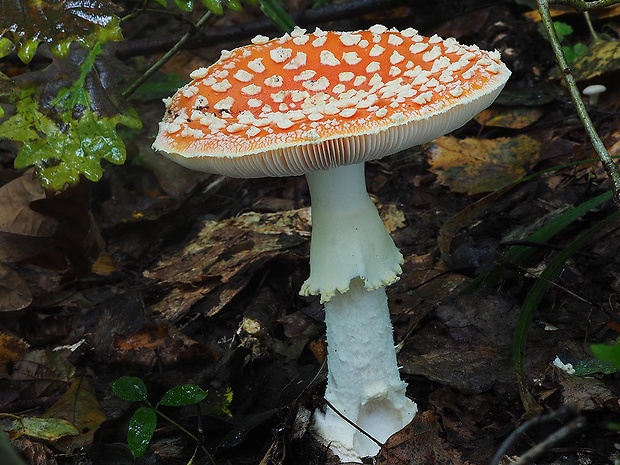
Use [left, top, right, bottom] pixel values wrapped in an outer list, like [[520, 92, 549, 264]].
[[467, 190, 612, 291], [257, 0, 295, 32], [513, 210, 620, 414]]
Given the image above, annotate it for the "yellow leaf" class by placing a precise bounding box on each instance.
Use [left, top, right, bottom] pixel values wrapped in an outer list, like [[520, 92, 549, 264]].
[[42, 377, 107, 451], [475, 107, 544, 129], [427, 136, 541, 195], [9, 417, 78, 441]]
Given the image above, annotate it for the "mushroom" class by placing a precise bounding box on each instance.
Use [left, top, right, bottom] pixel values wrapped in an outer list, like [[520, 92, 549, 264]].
[[582, 84, 607, 106], [153, 25, 510, 462]]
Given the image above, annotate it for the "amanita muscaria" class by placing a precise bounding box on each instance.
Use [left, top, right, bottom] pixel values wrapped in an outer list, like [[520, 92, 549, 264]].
[[153, 24, 510, 462]]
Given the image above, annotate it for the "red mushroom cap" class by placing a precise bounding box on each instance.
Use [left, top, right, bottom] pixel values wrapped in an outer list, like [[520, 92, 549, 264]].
[[153, 25, 510, 177]]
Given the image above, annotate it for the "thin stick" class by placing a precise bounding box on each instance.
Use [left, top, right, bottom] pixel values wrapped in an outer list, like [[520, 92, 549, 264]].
[[322, 399, 384, 448], [537, 0, 620, 205], [549, 0, 620, 9], [489, 406, 583, 465], [121, 10, 213, 99]]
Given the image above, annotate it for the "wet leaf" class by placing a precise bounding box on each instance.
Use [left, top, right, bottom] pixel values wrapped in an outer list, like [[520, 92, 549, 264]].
[[475, 106, 544, 129], [42, 377, 107, 451], [128, 406, 157, 458], [159, 384, 208, 407], [0, 0, 123, 62], [110, 376, 149, 402], [8, 417, 79, 441], [0, 46, 142, 191], [573, 358, 617, 376], [427, 135, 541, 195]]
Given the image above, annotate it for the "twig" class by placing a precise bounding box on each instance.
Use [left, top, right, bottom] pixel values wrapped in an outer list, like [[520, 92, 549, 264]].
[[489, 406, 586, 465], [322, 399, 384, 449], [536, 0, 620, 205], [549, 0, 620, 9], [113, 0, 408, 59], [121, 10, 213, 98]]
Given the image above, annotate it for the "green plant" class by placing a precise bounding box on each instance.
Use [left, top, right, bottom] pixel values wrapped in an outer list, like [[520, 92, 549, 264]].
[[552, 21, 589, 63], [0, 0, 295, 192], [110, 376, 211, 461]]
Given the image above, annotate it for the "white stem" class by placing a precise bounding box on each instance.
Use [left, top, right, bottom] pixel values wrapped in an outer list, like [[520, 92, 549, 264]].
[[313, 279, 417, 462], [302, 163, 403, 303], [303, 163, 416, 462]]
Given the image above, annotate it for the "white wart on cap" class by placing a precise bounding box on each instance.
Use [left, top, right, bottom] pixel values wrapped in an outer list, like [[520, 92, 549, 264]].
[[153, 25, 511, 177]]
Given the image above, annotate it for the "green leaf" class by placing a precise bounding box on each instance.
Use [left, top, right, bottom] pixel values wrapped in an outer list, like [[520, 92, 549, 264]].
[[128, 406, 157, 458], [174, 0, 194, 11], [224, 0, 244, 11], [257, 0, 295, 33], [591, 342, 620, 368], [110, 376, 149, 402], [0, 0, 123, 62], [0, 45, 142, 191], [200, 0, 224, 14], [553, 21, 573, 41], [159, 385, 208, 407], [573, 358, 617, 376], [8, 417, 79, 441]]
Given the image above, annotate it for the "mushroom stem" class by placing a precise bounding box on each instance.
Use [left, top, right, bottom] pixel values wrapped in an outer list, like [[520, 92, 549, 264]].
[[302, 163, 404, 303], [314, 279, 417, 461], [303, 163, 416, 461]]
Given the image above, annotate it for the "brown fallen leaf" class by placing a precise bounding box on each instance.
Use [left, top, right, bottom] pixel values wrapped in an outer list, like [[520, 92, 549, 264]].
[[112, 323, 220, 368], [0, 172, 103, 311], [145, 208, 311, 320], [559, 39, 620, 82], [427, 135, 541, 195], [11, 349, 75, 398], [0, 330, 29, 377], [475, 107, 544, 130], [0, 264, 32, 312], [535, 364, 620, 413], [377, 410, 472, 465], [42, 377, 107, 452], [0, 172, 58, 311]]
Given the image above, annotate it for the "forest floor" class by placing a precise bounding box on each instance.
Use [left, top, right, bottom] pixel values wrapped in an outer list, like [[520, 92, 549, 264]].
[[1, 1, 620, 464]]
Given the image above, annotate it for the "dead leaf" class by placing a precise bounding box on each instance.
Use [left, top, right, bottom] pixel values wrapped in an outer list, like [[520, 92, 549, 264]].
[[7, 417, 79, 441], [399, 294, 519, 395], [438, 185, 515, 256], [0, 173, 103, 311], [427, 135, 541, 195], [0, 173, 59, 264], [549, 39, 620, 81], [11, 349, 75, 398], [112, 323, 220, 368], [525, 4, 620, 21], [535, 365, 620, 412], [145, 208, 311, 320], [42, 377, 107, 452], [377, 410, 472, 464], [0, 330, 29, 377], [11, 437, 57, 465], [475, 107, 544, 129], [0, 264, 32, 312]]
